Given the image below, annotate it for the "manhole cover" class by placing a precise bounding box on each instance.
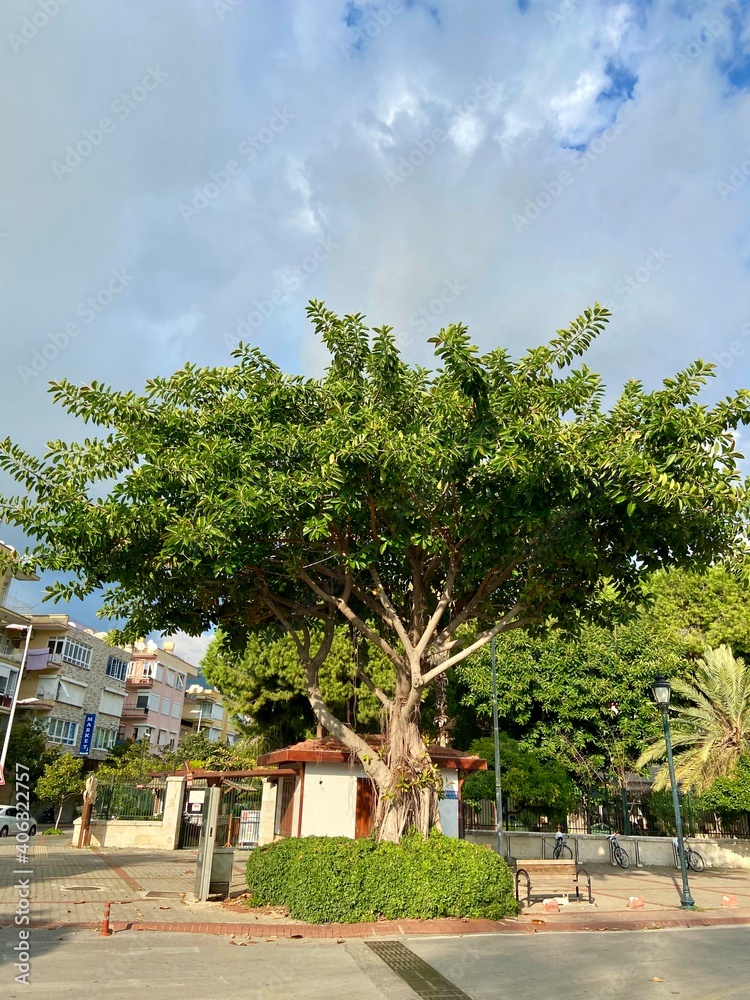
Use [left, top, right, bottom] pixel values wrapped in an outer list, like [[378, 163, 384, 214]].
[[143, 891, 185, 899], [63, 885, 103, 891]]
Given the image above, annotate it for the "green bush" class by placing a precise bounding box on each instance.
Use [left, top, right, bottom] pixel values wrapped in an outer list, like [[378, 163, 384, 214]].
[[246, 830, 517, 923], [43, 828, 64, 836]]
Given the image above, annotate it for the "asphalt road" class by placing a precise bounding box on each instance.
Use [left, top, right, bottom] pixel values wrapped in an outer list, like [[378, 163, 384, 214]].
[[1, 926, 749, 999]]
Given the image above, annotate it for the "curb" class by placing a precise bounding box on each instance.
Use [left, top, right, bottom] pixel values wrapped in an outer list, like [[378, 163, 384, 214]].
[[3, 912, 750, 939]]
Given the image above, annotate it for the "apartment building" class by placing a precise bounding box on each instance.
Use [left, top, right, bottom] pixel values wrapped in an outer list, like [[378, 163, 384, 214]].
[[119, 639, 199, 749], [0, 542, 38, 740], [180, 683, 241, 744], [17, 617, 129, 759]]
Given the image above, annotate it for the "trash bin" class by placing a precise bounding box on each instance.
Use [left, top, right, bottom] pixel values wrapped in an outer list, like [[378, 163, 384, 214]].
[[208, 847, 235, 897]]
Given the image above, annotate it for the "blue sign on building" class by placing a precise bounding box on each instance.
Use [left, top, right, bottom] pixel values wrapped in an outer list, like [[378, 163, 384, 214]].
[[79, 713, 96, 755]]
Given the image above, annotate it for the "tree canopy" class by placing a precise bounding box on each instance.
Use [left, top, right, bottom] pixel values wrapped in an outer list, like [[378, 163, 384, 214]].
[[2, 302, 749, 839]]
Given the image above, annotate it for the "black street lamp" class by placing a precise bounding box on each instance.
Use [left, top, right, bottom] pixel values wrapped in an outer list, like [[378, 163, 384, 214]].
[[652, 675, 695, 910]]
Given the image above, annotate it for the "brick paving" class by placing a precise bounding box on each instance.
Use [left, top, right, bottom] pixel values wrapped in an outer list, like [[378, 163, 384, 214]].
[[1, 835, 750, 939]]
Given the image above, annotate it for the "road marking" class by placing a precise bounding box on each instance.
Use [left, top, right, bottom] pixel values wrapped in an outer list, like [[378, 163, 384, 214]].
[[365, 940, 473, 999]]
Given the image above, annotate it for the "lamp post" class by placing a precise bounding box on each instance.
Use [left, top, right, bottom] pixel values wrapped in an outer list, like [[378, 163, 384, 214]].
[[490, 636, 504, 858], [652, 675, 695, 910], [0, 622, 33, 775], [190, 708, 204, 733]]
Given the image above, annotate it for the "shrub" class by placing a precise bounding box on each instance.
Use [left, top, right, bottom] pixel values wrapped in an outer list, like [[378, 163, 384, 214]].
[[246, 830, 517, 923], [43, 828, 64, 836]]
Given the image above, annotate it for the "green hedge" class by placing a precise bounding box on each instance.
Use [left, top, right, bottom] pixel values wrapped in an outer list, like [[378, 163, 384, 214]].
[[245, 830, 518, 923]]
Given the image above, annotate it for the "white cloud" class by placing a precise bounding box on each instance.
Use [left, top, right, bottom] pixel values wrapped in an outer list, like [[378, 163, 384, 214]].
[[3, 0, 750, 623]]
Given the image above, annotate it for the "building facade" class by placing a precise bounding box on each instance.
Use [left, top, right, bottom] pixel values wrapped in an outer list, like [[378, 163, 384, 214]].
[[119, 639, 199, 749], [17, 616, 129, 760], [180, 683, 241, 744]]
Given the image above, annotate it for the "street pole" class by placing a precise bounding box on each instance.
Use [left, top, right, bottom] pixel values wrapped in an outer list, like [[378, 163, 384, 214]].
[[490, 636, 504, 858], [661, 705, 695, 909], [0, 623, 33, 774]]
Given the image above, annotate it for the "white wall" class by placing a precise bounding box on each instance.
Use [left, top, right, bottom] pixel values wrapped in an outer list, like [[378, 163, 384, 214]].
[[299, 761, 357, 838]]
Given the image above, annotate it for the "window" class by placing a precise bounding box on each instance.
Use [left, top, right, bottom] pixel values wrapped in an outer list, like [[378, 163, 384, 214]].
[[99, 689, 126, 717], [48, 636, 92, 669], [57, 678, 87, 707], [148, 692, 160, 712], [0, 664, 18, 698], [166, 668, 176, 687], [141, 662, 154, 679], [155, 662, 165, 682], [47, 718, 78, 746], [171, 701, 180, 719], [126, 662, 135, 679], [93, 727, 116, 750], [105, 655, 128, 682], [161, 698, 171, 717], [135, 693, 150, 711], [168, 731, 178, 748], [175, 673, 185, 691], [157, 729, 169, 746], [37, 676, 87, 707]]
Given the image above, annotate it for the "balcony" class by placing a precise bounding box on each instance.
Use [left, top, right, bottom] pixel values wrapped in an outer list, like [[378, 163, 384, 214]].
[[0, 640, 21, 664], [125, 674, 154, 689], [121, 704, 150, 720]]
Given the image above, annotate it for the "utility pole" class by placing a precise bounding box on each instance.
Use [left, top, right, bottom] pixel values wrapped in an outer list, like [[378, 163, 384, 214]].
[[491, 636, 504, 858]]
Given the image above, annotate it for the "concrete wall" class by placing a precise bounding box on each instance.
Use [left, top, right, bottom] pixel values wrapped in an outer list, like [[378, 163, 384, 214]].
[[71, 775, 185, 850], [465, 829, 750, 870], [299, 762, 357, 838]]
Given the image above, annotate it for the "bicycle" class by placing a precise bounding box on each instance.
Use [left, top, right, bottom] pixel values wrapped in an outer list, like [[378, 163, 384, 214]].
[[552, 832, 573, 860], [608, 833, 630, 869], [673, 839, 705, 873]]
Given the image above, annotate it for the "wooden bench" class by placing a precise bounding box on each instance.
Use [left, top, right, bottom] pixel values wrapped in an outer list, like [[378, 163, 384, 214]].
[[514, 859, 593, 907]]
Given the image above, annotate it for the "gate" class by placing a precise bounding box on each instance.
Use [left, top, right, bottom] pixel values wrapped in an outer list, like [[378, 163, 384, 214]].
[[178, 779, 262, 849]]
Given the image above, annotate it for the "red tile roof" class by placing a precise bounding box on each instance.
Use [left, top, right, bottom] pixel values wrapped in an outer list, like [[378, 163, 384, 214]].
[[258, 736, 487, 771]]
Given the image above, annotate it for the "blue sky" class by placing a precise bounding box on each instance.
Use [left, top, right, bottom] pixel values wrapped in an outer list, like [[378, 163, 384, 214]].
[[1, 0, 749, 663]]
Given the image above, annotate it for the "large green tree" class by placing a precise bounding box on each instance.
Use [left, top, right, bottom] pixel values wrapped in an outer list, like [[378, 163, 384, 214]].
[[201, 627, 394, 748], [2, 302, 749, 840], [458, 619, 682, 783]]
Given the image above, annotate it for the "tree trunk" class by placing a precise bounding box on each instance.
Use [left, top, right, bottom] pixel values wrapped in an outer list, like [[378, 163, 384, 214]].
[[55, 801, 64, 830], [373, 682, 442, 843]]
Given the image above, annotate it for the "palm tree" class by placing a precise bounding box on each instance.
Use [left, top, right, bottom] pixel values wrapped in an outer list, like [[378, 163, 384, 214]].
[[637, 645, 750, 792]]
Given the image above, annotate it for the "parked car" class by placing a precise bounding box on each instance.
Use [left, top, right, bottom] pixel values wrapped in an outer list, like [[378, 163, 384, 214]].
[[0, 806, 38, 837]]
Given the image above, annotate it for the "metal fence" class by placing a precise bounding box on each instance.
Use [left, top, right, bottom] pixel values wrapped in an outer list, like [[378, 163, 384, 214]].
[[462, 788, 750, 840], [179, 780, 262, 849], [92, 778, 168, 821]]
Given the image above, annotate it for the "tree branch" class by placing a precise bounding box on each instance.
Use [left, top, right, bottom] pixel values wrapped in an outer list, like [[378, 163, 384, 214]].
[[419, 605, 529, 685], [298, 568, 405, 670], [415, 559, 458, 658]]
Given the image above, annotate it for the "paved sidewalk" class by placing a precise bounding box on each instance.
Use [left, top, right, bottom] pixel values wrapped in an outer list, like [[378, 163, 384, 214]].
[[1, 836, 749, 938]]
